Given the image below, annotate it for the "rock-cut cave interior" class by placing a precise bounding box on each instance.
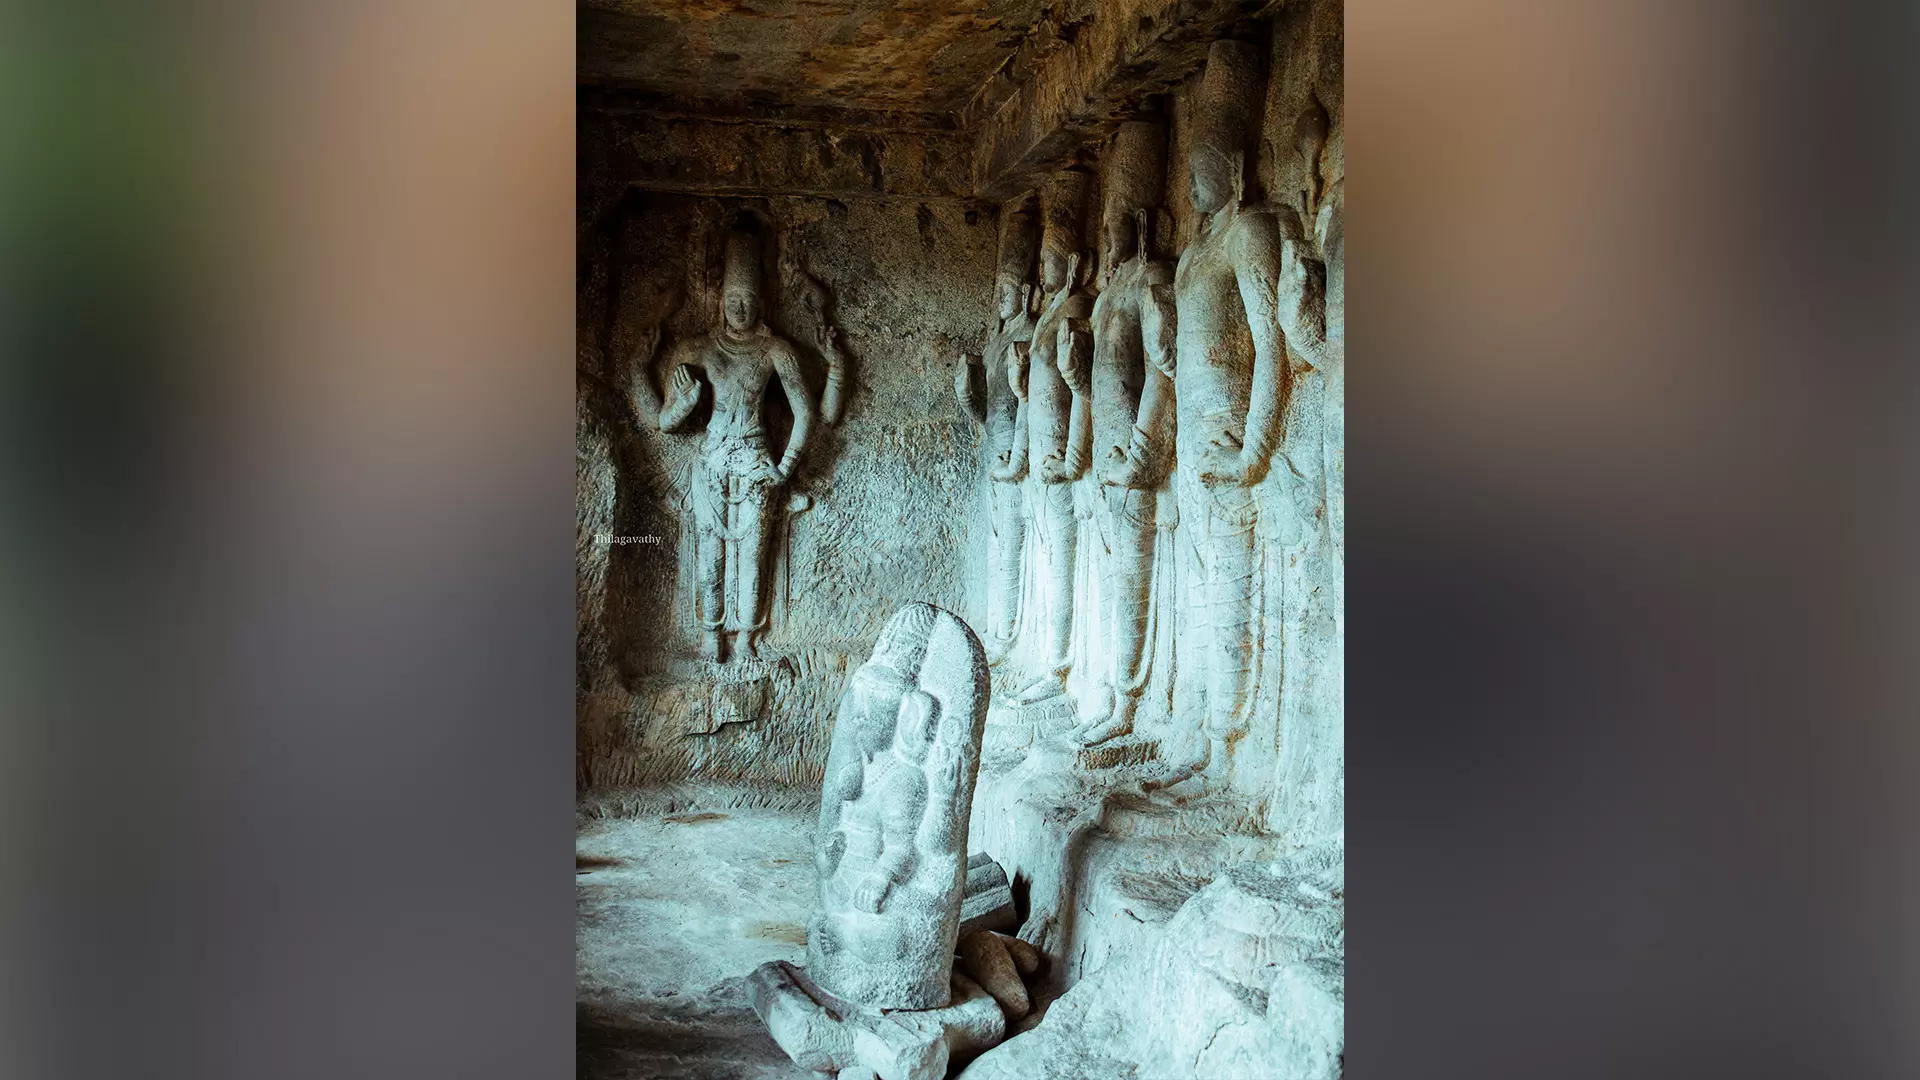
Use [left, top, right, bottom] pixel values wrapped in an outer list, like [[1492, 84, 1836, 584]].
[[577, 0, 1344, 1076]]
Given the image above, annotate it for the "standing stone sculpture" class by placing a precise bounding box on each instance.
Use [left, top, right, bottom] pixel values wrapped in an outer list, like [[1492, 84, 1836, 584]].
[[1079, 119, 1178, 747], [956, 199, 1040, 665], [654, 221, 819, 664], [808, 601, 992, 1009], [750, 603, 1001, 1080], [1006, 169, 1096, 705], [1161, 39, 1310, 782]]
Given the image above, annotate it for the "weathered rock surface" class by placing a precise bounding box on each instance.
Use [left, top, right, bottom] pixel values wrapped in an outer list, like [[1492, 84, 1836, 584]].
[[957, 845, 1344, 1080], [579, 1, 1346, 1075]]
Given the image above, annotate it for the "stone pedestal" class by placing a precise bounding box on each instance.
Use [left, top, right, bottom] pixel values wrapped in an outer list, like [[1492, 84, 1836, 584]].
[[749, 960, 1005, 1080], [982, 693, 1080, 755]]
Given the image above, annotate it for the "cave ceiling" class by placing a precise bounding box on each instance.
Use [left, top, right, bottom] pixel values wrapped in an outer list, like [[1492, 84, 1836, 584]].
[[579, 0, 1055, 118]]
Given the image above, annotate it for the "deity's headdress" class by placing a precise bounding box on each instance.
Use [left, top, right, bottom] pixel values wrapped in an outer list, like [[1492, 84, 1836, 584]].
[[1104, 119, 1168, 221], [722, 227, 761, 297], [1192, 39, 1261, 172], [995, 194, 1040, 285], [1040, 168, 1092, 280]]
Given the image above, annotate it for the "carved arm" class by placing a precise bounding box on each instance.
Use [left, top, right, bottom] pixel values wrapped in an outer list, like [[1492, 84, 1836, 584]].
[[1214, 214, 1289, 486], [627, 323, 663, 416], [1056, 315, 1094, 479], [1104, 281, 1178, 489], [819, 326, 849, 425], [955, 348, 985, 425], [771, 343, 817, 481], [1276, 227, 1329, 371], [989, 341, 1030, 482]]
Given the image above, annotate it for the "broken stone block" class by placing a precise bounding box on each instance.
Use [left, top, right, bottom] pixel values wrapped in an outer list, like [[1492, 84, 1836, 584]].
[[958, 852, 1017, 937], [942, 972, 1008, 1063], [851, 1012, 948, 1080], [747, 959, 854, 1073], [957, 928, 1028, 1019], [748, 960, 1007, 1080]]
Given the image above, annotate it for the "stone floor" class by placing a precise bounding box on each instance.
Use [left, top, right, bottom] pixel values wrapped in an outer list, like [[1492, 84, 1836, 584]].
[[577, 807, 823, 1080]]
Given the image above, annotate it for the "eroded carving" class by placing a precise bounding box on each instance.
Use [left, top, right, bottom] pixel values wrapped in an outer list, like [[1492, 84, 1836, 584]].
[[1079, 119, 1177, 747], [653, 220, 820, 664], [1157, 40, 1323, 783], [957, 199, 1040, 665], [1007, 169, 1095, 705], [808, 602, 991, 1010]]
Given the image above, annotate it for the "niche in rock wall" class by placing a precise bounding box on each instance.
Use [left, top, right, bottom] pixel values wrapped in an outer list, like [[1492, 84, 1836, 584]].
[[577, 192, 997, 800]]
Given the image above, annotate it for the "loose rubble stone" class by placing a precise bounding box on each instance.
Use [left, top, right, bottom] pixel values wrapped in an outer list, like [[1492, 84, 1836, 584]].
[[994, 932, 1043, 977], [956, 928, 1029, 1019]]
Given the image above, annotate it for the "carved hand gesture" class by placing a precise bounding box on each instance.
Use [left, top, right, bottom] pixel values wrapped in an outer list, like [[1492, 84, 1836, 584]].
[[1007, 341, 1030, 401], [669, 366, 697, 402], [1198, 428, 1267, 486], [847, 874, 887, 914], [1057, 317, 1092, 394], [990, 449, 1025, 483], [1037, 451, 1073, 484], [1100, 443, 1145, 489]]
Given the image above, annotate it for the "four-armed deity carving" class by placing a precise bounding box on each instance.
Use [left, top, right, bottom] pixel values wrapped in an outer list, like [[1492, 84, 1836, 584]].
[[649, 224, 820, 664]]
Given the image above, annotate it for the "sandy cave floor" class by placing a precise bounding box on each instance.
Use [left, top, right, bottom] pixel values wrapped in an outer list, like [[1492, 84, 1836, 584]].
[[577, 808, 824, 1080]]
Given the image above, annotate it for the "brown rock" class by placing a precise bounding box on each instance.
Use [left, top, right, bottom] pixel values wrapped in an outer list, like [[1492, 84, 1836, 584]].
[[956, 928, 1029, 1019], [993, 932, 1043, 977]]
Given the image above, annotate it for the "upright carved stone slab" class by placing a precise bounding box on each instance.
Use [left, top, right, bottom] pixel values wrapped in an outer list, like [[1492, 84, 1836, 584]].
[[808, 602, 991, 1009]]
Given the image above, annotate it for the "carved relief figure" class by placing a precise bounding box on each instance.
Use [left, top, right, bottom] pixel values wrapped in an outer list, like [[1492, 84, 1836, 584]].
[[654, 222, 819, 663], [1079, 119, 1178, 746], [1007, 169, 1096, 705], [956, 199, 1040, 664], [1163, 40, 1321, 780], [809, 602, 991, 1010]]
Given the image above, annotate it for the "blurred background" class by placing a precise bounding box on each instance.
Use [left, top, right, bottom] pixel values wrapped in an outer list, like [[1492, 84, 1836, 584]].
[[0, 0, 1913, 1077]]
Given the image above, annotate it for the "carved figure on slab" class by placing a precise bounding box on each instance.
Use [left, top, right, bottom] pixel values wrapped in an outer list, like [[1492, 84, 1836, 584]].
[[809, 602, 991, 1010]]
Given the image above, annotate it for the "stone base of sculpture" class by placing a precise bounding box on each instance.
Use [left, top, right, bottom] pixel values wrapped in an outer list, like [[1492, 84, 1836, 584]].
[[1076, 732, 1159, 771], [749, 960, 1005, 1080], [982, 694, 1079, 756]]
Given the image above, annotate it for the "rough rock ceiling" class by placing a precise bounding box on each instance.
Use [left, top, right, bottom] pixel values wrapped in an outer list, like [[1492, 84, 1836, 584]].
[[579, 0, 1053, 116]]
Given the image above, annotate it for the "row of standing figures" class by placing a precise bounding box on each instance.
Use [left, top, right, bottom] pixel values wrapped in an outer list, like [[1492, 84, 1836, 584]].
[[629, 129, 1335, 797], [958, 146, 1334, 791]]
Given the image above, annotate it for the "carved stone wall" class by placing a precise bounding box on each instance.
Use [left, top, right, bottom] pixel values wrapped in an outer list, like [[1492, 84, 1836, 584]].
[[577, 193, 998, 803]]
